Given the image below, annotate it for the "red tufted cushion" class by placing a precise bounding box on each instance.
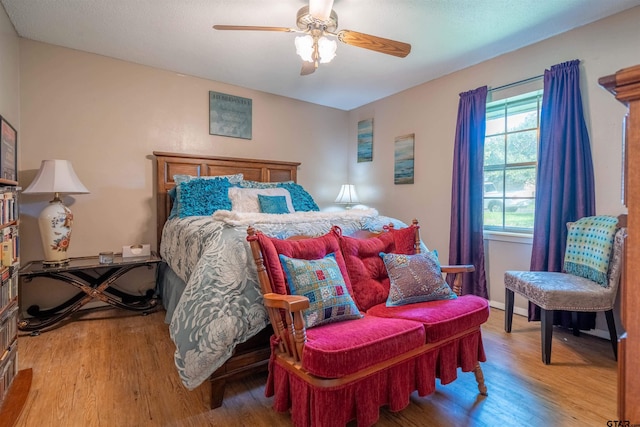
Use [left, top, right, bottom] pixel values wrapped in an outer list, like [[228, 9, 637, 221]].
[[339, 225, 418, 311], [301, 314, 425, 378], [366, 295, 490, 342], [255, 230, 354, 296]]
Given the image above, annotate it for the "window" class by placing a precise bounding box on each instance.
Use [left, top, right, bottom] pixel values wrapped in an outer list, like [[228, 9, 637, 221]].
[[483, 89, 542, 233]]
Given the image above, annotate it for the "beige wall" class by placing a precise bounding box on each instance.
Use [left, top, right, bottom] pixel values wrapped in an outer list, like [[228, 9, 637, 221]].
[[18, 40, 349, 266], [348, 6, 639, 322], [0, 4, 19, 129]]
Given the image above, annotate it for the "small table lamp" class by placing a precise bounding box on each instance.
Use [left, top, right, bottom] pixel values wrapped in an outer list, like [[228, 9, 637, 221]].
[[23, 160, 90, 266], [335, 184, 359, 209]]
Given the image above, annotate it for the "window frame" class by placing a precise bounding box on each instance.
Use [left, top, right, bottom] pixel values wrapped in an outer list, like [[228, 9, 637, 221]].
[[483, 89, 542, 234]]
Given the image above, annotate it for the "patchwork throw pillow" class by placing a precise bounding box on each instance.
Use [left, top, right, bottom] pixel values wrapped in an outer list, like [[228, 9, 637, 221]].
[[257, 194, 290, 214], [381, 251, 457, 307], [279, 253, 362, 328]]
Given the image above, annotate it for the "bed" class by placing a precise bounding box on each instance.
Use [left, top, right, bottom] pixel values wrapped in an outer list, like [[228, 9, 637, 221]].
[[153, 151, 408, 408]]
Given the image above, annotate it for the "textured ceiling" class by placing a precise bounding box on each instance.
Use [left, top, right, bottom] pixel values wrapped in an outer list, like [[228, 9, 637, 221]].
[[2, 0, 639, 110]]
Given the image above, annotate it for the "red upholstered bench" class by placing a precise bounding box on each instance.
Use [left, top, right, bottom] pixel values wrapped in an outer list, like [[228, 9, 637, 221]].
[[247, 220, 489, 427]]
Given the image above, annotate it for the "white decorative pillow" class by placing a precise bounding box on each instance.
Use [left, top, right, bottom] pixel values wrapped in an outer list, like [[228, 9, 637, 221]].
[[228, 187, 294, 213]]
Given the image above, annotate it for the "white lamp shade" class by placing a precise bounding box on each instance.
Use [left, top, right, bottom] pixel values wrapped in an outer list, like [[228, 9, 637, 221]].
[[318, 37, 337, 63], [335, 184, 359, 204], [23, 160, 90, 194]]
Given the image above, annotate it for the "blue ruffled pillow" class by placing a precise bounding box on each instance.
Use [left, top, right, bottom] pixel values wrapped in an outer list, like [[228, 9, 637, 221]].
[[169, 173, 244, 219], [258, 194, 290, 214], [239, 180, 319, 212], [176, 177, 233, 217]]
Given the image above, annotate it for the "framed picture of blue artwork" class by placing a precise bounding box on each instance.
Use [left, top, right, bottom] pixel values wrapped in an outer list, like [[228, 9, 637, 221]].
[[357, 118, 373, 162], [209, 91, 252, 140], [394, 133, 414, 185]]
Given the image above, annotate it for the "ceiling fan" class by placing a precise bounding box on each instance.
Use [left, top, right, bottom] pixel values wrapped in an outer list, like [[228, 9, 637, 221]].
[[213, 0, 411, 76]]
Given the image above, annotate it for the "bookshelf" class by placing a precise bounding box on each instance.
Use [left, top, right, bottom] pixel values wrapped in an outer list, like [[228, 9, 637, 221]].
[[0, 182, 31, 426]]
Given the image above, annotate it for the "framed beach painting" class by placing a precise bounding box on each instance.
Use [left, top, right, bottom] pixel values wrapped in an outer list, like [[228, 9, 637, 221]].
[[394, 133, 414, 184], [357, 118, 373, 162]]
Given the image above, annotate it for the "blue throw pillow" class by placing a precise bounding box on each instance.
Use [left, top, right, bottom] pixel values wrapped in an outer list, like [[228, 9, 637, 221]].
[[279, 253, 362, 328], [176, 177, 233, 217], [381, 250, 457, 307], [258, 194, 290, 214], [239, 180, 319, 212]]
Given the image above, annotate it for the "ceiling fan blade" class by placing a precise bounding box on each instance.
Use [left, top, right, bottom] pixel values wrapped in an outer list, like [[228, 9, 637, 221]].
[[213, 25, 296, 32], [300, 60, 317, 76], [336, 30, 411, 58]]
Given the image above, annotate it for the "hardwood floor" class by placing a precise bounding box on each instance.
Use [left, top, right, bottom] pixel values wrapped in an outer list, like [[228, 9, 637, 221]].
[[13, 306, 616, 427]]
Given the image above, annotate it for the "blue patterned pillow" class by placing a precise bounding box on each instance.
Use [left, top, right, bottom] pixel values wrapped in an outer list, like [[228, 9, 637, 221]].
[[176, 177, 233, 217], [258, 194, 290, 214], [381, 250, 457, 307], [279, 253, 362, 328], [239, 180, 319, 212], [168, 187, 179, 219]]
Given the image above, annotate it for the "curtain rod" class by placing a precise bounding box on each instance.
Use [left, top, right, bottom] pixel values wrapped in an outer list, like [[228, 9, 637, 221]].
[[490, 74, 544, 92]]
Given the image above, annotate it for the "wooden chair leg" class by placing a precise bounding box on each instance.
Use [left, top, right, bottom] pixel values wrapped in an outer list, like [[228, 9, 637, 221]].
[[541, 309, 553, 365], [505, 288, 515, 333], [571, 311, 580, 337], [604, 309, 618, 361], [473, 362, 488, 396]]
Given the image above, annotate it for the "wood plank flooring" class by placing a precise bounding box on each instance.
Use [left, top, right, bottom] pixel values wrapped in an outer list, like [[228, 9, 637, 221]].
[[13, 306, 617, 426]]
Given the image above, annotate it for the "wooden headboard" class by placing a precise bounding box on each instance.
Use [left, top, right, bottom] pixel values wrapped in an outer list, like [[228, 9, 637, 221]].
[[153, 151, 300, 249]]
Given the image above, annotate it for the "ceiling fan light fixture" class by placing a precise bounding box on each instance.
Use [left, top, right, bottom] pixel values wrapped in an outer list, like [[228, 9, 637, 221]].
[[295, 35, 314, 62], [318, 37, 337, 63]]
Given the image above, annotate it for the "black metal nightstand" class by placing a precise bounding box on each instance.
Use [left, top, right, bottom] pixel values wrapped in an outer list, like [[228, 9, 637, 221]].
[[18, 252, 161, 334]]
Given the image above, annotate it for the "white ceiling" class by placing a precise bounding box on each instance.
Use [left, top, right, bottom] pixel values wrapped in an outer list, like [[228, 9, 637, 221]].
[[2, 0, 639, 111]]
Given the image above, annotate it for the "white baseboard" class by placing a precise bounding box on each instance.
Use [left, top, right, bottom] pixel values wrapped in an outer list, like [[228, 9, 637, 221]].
[[488, 300, 611, 340]]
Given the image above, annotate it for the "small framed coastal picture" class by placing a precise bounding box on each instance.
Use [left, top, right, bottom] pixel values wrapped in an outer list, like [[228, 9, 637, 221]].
[[394, 133, 414, 185]]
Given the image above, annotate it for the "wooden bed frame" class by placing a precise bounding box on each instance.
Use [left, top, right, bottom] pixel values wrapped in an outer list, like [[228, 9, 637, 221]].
[[153, 151, 300, 409]]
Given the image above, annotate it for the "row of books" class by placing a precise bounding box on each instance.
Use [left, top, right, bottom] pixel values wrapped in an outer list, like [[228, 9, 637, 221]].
[[0, 341, 17, 407], [0, 267, 17, 313], [0, 224, 18, 269], [0, 188, 16, 227]]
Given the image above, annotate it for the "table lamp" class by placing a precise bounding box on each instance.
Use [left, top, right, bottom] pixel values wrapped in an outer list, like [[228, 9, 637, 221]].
[[335, 184, 359, 209], [23, 160, 90, 266]]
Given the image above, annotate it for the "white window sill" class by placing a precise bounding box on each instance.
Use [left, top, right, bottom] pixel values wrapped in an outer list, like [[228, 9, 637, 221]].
[[483, 230, 533, 244]]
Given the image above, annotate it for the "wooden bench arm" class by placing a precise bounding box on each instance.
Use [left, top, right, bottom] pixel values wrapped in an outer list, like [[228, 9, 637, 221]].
[[262, 293, 309, 362], [263, 293, 310, 312], [441, 265, 475, 274], [440, 264, 475, 296]]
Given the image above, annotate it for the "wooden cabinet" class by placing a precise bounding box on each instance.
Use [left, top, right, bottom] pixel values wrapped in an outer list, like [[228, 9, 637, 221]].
[[600, 64, 640, 424], [0, 181, 31, 426]]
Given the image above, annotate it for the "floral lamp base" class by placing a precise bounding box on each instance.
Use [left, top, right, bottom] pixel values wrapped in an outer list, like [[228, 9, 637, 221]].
[[38, 199, 74, 266]]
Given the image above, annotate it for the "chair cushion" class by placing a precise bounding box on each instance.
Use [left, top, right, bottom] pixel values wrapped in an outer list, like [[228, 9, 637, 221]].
[[381, 251, 457, 307], [279, 253, 362, 328], [339, 225, 418, 311], [256, 230, 354, 296], [301, 314, 425, 378], [366, 295, 490, 343], [504, 271, 616, 311]]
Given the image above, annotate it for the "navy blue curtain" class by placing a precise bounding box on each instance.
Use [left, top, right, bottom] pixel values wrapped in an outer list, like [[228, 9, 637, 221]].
[[448, 86, 488, 298], [529, 60, 596, 327]]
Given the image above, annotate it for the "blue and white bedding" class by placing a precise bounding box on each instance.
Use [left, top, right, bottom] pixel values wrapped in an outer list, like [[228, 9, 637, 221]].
[[161, 208, 408, 389]]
